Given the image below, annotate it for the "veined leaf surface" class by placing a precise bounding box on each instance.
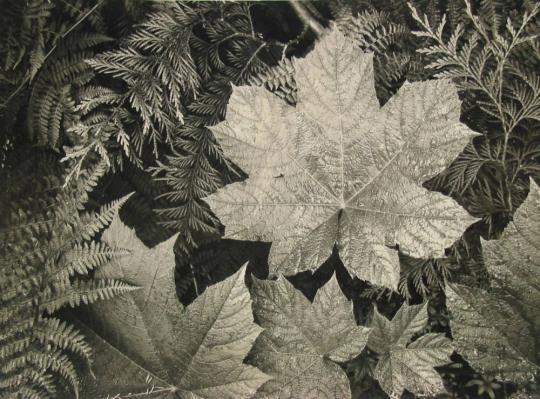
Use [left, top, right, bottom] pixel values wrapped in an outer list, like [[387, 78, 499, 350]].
[[251, 274, 370, 398], [447, 179, 540, 384], [79, 216, 269, 398], [205, 27, 477, 289], [368, 303, 453, 397]]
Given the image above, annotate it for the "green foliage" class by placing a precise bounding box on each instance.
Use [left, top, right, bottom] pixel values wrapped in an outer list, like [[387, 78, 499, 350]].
[[0, 155, 135, 398]]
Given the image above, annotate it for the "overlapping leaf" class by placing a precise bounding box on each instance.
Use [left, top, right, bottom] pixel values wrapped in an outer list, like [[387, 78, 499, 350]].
[[79, 216, 269, 398], [251, 274, 370, 398], [367, 303, 453, 397], [447, 179, 540, 383], [205, 27, 477, 289]]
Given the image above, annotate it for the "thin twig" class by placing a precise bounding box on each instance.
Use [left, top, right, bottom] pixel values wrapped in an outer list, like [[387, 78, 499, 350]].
[[288, 0, 324, 36]]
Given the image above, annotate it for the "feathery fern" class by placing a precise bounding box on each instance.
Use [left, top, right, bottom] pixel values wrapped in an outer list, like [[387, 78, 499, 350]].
[[61, 1, 210, 184], [411, 0, 540, 215], [152, 2, 282, 253], [27, 33, 112, 149], [331, 1, 427, 103], [0, 0, 55, 102], [0, 154, 135, 398], [63, 85, 144, 182], [85, 2, 201, 155], [0, 0, 107, 140], [250, 58, 297, 105]]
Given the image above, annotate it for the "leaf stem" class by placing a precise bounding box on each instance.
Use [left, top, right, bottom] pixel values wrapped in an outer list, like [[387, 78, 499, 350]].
[[189, 262, 199, 296]]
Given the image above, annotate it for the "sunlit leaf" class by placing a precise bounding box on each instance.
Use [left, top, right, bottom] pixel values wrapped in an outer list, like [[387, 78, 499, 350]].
[[206, 27, 477, 289]]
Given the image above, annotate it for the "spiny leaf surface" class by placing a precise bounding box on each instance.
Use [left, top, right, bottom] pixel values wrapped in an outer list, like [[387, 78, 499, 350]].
[[368, 303, 453, 397], [447, 179, 540, 383], [79, 216, 269, 398], [250, 274, 370, 398], [205, 27, 477, 289]]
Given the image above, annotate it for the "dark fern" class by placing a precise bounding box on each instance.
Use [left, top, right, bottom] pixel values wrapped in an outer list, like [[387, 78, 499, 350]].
[[152, 2, 283, 253], [410, 0, 540, 215], [27, 33, 112, 149]]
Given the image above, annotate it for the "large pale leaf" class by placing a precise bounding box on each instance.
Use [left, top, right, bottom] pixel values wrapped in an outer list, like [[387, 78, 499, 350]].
[[79, 216, 269, 398], [367, 303, 453, 397], [205, 27, 477, 289], [447, 179, 540, 383], [251, 274, 370, 398]]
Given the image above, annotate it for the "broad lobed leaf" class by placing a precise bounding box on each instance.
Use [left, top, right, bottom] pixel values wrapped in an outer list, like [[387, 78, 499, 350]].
[[368, 303, 453, 397], [205, 27, 478, 289], [447, 178, 540, 384], [79, 216, 269, 398], [250, 274, 370, 398]]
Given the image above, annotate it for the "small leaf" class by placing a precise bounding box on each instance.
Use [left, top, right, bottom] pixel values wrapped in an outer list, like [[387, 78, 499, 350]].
[[251, 274, 370, 398], [368, 303, 453, 397]]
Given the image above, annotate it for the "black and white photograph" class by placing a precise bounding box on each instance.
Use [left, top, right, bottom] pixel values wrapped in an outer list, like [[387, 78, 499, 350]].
[[1, 0, 539, 398]]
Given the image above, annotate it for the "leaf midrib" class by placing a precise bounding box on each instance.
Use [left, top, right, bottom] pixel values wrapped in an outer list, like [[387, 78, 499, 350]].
[[176, 269, 245, 390]]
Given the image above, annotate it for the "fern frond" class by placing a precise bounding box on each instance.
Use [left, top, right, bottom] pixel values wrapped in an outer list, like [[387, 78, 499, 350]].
[[26, 350, 79, 398], [0, 153, 134, 398], [411, 0, 540, 129], [411, 0, 540, 217], [40, 279, 138, 314], [152, 2, 284, 253], [334, 5, 420, 103], [0, 0, 54, 84], [33, 318, 92, 362], [398, 253, 452, 300], [76, 193, 133, 241], [0, 369, 57, 398], [342, 9, 409, 53], [87, 2, 200, 150], [26, 33, 110, 149], [251, 58, 297, 105], [61, 241, 127, 277], [432, 137, 504, 194], [0, 337, 31, 360], [60, 159, 107, 214]]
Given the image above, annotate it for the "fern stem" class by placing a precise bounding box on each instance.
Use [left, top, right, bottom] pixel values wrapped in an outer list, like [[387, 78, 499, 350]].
[[111, 386, 177, 398], [237, 42, 267, 84], [496, 16, 535, 212]]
